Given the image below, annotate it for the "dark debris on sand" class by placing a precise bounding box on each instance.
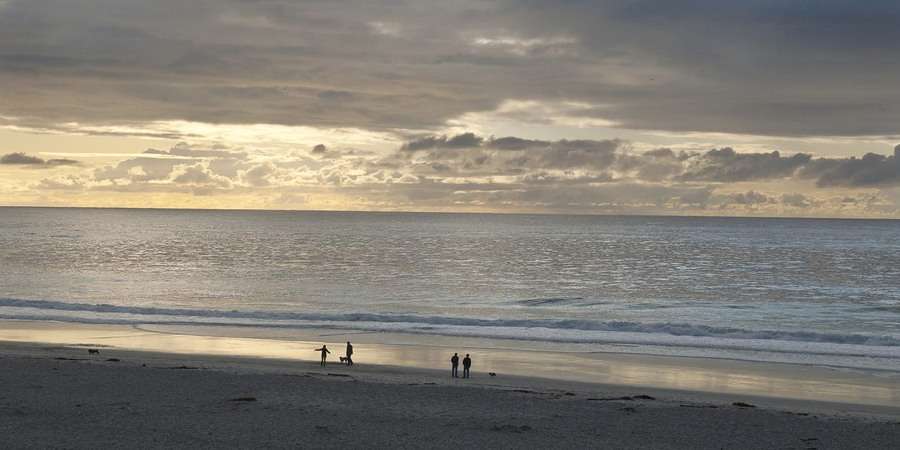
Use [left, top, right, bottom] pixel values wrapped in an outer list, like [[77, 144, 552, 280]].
[[733, 402, 757, 408], [588, 394, 655, 401]]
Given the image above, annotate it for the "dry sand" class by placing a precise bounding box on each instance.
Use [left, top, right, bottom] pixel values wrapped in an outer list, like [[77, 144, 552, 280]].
[[1, 341, 898, 449]]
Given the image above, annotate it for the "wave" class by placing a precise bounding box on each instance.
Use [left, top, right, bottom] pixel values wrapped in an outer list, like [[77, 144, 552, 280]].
[[858, 305, 900, 314], [515, 296, 585, 306], [1, 297, 899, 348]]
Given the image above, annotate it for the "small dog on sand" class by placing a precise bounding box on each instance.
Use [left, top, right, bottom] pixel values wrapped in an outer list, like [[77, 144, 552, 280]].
[[87, 349, 100, 355], [339, 356, 348, 364]]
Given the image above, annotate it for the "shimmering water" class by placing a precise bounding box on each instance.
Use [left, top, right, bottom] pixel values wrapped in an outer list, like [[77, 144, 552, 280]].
[[1, 207, 899, 369]]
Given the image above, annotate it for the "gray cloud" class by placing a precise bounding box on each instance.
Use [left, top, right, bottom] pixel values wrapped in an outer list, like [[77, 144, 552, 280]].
[[396, 133, 900, 195], [3, 1, 900, 136], [402, 133, 485, 151], [679, 148, 812, 182], [801, 146, 900, 187], [1, 152, 78, 167], [29, 132, 900, 216], [171, 163, 233, 189], [394, 133, 624, 177], [393, 133, 900, 188], [782, 193, 814, 208], [724, 191, 774, 206], [145, 142, 245, 159], [57, 143, 289, 193], [486, 136, 551, 151]]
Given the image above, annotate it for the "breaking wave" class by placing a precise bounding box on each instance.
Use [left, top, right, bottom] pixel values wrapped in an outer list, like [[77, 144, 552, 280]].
[[1, 297, 898, 348]]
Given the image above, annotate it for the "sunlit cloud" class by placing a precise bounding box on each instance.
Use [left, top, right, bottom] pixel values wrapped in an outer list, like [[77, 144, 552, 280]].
[[368, 21, 401, 37], [469, 35, 578, 56]]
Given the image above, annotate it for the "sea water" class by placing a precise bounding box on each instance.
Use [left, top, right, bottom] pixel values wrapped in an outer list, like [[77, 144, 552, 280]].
[[1, 207, 898, 370]]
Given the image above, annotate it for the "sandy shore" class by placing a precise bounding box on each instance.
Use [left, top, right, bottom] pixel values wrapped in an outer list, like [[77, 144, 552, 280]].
[[0, 342, 898, 449], [1, 321, 899, 448], [0, 320, 897, 410]]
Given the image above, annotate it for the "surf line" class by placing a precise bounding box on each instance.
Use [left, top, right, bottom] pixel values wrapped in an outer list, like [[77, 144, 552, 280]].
[[317, 331, 381, 337]]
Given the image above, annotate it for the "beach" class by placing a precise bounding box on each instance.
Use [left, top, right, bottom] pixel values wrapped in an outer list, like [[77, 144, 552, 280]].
[[5, 0, 900, 446], [1, 320, 898, 449]]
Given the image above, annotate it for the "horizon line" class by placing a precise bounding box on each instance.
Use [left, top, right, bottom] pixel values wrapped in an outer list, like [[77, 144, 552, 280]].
[[1, 204, 898, 222]]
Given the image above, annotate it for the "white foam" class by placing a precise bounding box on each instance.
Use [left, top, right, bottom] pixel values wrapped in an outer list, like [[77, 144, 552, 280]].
[[1, 298, 899, 360]]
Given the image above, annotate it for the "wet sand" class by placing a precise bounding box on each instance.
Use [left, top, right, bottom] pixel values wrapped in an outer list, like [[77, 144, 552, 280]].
[[0, 320, 897, 411]]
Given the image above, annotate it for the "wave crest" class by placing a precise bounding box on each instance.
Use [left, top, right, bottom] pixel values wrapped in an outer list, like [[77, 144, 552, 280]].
[[1, 297, 898, 347]]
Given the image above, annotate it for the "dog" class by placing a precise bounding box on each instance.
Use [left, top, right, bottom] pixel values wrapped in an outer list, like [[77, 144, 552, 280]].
[[489, 372, 496, 377], [87, 349, 100, 355], [339, 356, 350, 364]]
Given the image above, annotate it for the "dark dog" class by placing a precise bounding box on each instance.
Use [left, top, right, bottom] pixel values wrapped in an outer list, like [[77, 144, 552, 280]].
[[339, 356, 349, 364], [87, 349, 100, 355]]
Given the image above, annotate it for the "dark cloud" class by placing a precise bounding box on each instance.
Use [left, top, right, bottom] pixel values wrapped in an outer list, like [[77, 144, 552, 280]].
[[679, 148, 812, 182], [678, 146, 900, 187], [395, 134, 623, 176], [1, 153, 44, 165], [0, 152, 78, 167], [486, 136, 551, 150], [396, 133, 900, 190], [539, 140, 620, 170], [3, 1, 900, 136], [402, 133, 485, 152], [801, 146, 900, 187]]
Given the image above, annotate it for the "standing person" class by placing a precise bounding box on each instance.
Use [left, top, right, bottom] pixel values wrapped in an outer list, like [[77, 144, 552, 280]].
[[462, 354, 472, 379], [315, 344, 330, 367], [450, 353, 459, 378], [345, 341, 354, 366]]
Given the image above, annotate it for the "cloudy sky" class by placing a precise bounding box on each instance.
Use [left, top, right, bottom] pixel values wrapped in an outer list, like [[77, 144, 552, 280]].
[[2, 0, 900, 217]]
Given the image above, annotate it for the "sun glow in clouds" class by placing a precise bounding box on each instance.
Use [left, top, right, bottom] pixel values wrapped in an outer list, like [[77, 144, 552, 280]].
[[2, 1, 900, 217]]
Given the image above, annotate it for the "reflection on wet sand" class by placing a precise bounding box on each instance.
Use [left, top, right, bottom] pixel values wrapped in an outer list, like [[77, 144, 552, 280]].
[[0, 320, 897, 408]]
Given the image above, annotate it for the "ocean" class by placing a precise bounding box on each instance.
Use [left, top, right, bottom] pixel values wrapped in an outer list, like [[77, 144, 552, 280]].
[[1, 207, 898, 371]]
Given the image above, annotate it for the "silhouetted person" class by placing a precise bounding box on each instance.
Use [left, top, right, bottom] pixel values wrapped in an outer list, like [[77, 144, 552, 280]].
[[345, 341, 354, 366], [315, 345, 330, 367], [451, 353, 459, 378], [462, 354, 472, 378]]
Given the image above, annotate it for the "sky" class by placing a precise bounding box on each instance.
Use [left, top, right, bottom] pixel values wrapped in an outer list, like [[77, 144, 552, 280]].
[[2, 0, 900, 217]]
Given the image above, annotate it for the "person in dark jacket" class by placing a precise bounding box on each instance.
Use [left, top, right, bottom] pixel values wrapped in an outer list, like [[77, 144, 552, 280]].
[[450, 353, 459, 378], [462, 354, 472, 379], [315, 345, 330, 367], [345, 341, 354, 366]]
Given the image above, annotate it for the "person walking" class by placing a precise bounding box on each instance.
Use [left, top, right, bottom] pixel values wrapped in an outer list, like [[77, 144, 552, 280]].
[[462, 354, 472, 379], [345, 341, 354, 366], [315, 344, 331, 367], [450, 353, 459, 378]]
